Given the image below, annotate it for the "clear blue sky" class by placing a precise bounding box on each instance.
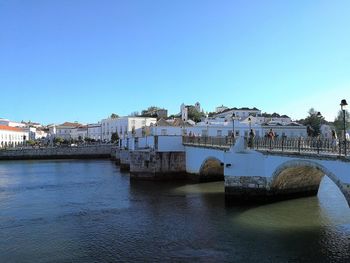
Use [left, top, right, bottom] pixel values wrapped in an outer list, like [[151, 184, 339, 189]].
[[1, 0, 349, 124]]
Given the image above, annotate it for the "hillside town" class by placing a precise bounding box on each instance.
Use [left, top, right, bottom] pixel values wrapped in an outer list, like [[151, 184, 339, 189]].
[[1, 102, 348, 149]]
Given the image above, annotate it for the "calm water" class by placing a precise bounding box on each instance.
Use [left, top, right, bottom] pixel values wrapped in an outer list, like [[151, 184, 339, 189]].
[[0, 160, 350, 263]]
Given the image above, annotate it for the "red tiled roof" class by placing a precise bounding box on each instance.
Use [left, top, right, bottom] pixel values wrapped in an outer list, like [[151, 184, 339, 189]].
[[0, 125, 23, 132]]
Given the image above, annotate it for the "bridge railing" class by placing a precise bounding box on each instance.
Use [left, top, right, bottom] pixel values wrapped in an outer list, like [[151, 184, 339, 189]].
[[182, 136, 235, 149], [251, 137, 350, 156]]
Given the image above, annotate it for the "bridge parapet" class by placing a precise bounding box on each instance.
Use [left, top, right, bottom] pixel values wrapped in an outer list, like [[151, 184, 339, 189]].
[[250, 137, 350, 158], [182, 136, 235, 150]]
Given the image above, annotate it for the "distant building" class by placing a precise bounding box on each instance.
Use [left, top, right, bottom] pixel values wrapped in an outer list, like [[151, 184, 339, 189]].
[[180, 102, 201, 121], [87, 123, 102, 141], [213, 107, 261, 120], [0, 125, 28, 148], [0, 118, 26, 128], [71, 126, 88, 140], [261, 122, 307, 138], [22, 127, 48, 140], [101, 117, 119, 141], [215, 105, 229, 113], [156, 109, 168, 119], [101, 116, 157, 141], [260, 113, 291, 124], [55, 122, 83, 139]]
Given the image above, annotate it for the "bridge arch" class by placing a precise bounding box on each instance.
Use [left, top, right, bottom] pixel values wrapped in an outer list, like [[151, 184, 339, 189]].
[[270, 160, 348, 203], [198, 156, 224, 182]]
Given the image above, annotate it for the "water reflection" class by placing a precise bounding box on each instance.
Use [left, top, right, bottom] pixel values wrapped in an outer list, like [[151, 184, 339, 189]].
[[0, 160, 349, 262]]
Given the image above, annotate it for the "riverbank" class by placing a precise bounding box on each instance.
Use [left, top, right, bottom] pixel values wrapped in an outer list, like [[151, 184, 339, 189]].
[[0, 145, 116, 160]]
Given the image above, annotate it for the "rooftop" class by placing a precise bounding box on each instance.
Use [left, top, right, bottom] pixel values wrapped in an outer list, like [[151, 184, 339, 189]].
[[0, 125, 24, 132]]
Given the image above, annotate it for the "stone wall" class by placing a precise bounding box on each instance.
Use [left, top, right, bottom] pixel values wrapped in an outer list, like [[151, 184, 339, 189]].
[[0, 145, 114, 160], [120, 149, 130, 171], [129, 150, 187, 180], [225, 175, 319, 204], [115, 149, 121, 165], [110, 146, 118, 160]]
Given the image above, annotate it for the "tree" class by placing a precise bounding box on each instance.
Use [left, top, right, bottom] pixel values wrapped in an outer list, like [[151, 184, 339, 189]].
[[333, 109, 350, 136], [110, 113, 119, 119], [298, 108, 325, 137], [54, 137, 64, 145], [129, 111, 140, 117], [140, 106, 160, 118], [188, 106, 205, 123], [111, 132, 119, 143], [27, 140, 36, 146]]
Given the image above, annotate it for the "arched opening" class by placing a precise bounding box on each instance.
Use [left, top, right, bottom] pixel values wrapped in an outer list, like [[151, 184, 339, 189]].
[[271, 160, 349, 205], [199, 157, 224, 182]]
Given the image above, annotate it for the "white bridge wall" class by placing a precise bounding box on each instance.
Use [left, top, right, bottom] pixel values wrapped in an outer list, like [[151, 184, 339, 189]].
[[185, 146, 225, 174], [224, 150, 350, 185]]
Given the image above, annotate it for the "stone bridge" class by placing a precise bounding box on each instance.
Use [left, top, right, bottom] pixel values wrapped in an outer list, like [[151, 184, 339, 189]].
[[183, 136, 350, 205]]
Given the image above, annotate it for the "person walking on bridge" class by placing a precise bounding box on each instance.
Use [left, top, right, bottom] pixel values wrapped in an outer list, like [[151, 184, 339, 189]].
[[331, 129, 338, 152], [248, 129, 255, 148], [268, 128, 275, 149]]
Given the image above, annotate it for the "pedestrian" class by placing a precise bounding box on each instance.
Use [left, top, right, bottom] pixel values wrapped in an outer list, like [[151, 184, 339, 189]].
[[331, 129, 338, 152], [268, 128, 275, 150], [248, 129, 255, 148]]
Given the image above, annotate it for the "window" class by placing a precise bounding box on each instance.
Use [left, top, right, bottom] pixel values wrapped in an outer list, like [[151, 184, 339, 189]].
[[161, 129, 167, 135], [217, 130, 222, 137]]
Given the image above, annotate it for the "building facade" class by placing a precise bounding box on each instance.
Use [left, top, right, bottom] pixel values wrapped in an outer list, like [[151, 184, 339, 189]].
[[55, 122, 83, 139], [101, 117, 157, 141], [0, 125, 28, 148], [87, 123, 102, 141]]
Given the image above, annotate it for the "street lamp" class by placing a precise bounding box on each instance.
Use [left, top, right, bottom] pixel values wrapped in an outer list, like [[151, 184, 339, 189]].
[[317, 112, 322, 136], [340, 99, 348, 156], [248, 117, 252, 130], [231, 113, 236, 138]]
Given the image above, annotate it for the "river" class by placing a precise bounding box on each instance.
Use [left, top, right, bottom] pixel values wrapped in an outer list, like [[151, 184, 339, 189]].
[[0, 160, 349, 262]]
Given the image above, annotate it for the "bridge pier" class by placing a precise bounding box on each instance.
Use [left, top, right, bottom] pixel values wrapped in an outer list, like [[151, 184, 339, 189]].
[[129, 150, 187, 180], [119, 149, 130, 171], [115, 148, 121, 165]]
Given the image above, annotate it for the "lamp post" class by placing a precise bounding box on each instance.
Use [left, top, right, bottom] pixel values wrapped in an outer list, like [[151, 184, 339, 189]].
[[340, 99, 348, 156], [206, 114, 209, 138], [317, 112, 322, 137], [231, 113, 236, 138], [248, 117, 252, 130]]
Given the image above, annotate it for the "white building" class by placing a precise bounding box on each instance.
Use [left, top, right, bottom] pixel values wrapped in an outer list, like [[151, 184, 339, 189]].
[[150, 117, 307, 139], [101, 116, 157, 141], [213, 107, 261, 120], [71, 126, 88, 140], [101, 117, 120, 141], [21, 127, 48, 140], [0, 125, 28, 148], [261, 122, 307, 138], [55, 122, 83, 139], [215, 105, 229, 113], [23, 127, 37, 140], [0, 118, 26, 128], [180, 102, 201, 121], [35, 129, 48, 139], [87, 123, 102, 141]]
